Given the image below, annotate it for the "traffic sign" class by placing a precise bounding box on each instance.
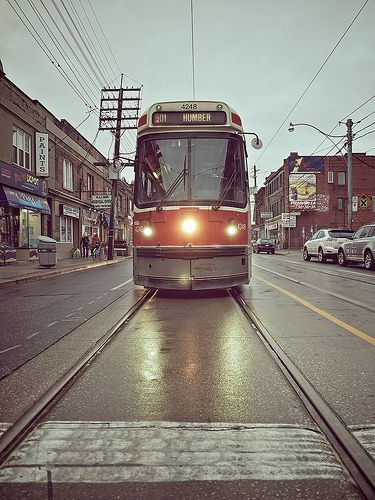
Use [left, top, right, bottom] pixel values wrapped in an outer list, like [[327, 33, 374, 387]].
[[359, 194, 372, 210]]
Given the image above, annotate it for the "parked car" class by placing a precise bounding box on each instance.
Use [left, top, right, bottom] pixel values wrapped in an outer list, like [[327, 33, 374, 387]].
[[253, 238, 275, 254], [303, 228, 354, 263], [337, 223, 375, 270]]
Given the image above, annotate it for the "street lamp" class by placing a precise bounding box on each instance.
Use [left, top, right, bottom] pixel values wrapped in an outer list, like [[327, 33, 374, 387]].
[[288, 121, 353, 229]]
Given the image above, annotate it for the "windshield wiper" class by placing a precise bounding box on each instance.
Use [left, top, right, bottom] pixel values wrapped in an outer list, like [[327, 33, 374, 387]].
[[156, 159, 187, 211], [212, 170, 237, 210]]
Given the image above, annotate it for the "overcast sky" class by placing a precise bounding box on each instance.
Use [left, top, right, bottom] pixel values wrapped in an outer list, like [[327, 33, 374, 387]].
[[1, 0, 374, 186]]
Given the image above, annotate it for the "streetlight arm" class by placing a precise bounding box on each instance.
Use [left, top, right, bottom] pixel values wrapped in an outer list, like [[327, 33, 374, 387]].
[[289, 122, 345, 138], [289, 122, 347, 163]]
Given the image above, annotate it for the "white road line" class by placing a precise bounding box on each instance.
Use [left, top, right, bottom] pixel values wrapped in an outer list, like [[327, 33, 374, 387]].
[[46, 322, 57, 328], [76, 307, 83, 311], [65, 312, 74, 318], [111, 278, 133, 291], [88, 301, 95, 304], [96, 296, 103, 300], [0, 345, 21, 354], [26, 332, 40, 339]]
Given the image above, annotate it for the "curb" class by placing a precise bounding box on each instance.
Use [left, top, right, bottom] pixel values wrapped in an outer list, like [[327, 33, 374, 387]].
[[0, 258, 130, 289]]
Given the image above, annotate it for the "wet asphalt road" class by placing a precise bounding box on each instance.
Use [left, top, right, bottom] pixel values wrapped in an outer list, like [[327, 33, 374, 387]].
[[0, 253, 374, 498]]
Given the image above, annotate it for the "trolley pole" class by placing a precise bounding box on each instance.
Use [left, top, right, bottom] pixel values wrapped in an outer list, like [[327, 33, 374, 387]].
[[98, 77, 141, 260]]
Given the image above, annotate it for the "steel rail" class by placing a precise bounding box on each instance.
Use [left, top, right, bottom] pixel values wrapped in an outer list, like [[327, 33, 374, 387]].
[[230, 287, 375, 500], [0, 288, 156, 466]]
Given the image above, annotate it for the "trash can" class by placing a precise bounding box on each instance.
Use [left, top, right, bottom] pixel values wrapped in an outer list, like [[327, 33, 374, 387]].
[[37, 236, 57, 267]]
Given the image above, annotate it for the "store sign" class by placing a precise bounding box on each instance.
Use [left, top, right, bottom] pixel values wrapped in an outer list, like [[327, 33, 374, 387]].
[[281, 213, 296, 228], [92, 194, 112, 209], [61, 204, 80, 218], [35, 133, 49, 177], [261, 212, 273, 219], [0, 160, 48, 197]]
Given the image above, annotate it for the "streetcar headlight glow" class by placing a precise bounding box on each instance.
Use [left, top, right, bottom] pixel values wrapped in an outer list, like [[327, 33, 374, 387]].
[[143, 225, 153, 236], [227, 219, 237, 236], [182, 218, 197, 233]]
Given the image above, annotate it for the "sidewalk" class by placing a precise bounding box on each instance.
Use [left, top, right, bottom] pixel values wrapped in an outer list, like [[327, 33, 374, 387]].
[[0, 255, 130, 289]]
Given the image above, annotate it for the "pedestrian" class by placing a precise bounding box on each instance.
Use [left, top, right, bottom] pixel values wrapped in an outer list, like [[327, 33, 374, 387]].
[[80, 232, 89, 258], [91, 233, 100, 253]]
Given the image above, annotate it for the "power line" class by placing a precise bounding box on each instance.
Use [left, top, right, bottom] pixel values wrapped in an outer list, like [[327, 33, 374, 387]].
[[28, 0, 99, 107], [50, 0, 107, 87], [64, 0, 114, 85], [77, 0, 118, 83], [7, 0, 96, 110], [256, 0, 369, 164], [354, 120, 375, 135], [354, 128, 375, 140]]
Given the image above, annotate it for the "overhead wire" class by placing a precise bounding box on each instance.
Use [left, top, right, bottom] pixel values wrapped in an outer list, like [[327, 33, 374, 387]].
[[256, 0, 369, 164], [64, 0, 114, 85], [38, 0, 100, 95], [77, 0, 118, 83], [27, 0, 99, 108], [50, 0, 107, 87], [7, 0, 96, 110]]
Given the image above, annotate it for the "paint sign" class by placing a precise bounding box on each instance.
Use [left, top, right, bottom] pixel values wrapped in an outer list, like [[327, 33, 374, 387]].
[[35, 133, 49, 177]]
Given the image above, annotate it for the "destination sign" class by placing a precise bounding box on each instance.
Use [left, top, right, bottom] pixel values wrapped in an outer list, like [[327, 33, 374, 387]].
[[152, 111, 227, 126]]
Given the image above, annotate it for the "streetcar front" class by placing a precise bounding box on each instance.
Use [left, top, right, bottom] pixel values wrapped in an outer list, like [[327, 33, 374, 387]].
[[133, 101, 251, 290]]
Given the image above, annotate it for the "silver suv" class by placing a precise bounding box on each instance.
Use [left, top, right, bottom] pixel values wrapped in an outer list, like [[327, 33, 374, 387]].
[[337, 223, 375, 270], [303, 228, 354, 263]]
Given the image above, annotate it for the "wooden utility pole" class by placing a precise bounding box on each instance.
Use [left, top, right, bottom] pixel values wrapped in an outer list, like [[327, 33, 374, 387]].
[[98, 76, 141, 260]]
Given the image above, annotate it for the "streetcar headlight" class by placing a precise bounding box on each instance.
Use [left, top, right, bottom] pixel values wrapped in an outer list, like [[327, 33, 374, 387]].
[[182, 218, 197, 233], [227, 220, 237, 235], [143, 224, 153, 236]]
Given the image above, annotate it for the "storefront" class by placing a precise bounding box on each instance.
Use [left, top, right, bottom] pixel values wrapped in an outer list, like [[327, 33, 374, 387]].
[[0, 161, 50, 261], [52, 202, 81, 259]]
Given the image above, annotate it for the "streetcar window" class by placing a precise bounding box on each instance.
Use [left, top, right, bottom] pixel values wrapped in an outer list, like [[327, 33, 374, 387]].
[[135, 135, 246, 208]]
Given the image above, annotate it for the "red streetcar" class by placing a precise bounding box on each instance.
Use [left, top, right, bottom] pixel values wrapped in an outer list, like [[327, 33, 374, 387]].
[[133, 100, 260, 290]]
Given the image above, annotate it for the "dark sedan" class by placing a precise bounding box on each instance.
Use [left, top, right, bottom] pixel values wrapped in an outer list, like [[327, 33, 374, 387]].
[[253, 238, 275, 254]]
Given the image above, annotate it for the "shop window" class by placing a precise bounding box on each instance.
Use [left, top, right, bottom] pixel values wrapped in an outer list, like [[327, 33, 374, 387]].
[[60, 216, 73, 243], [338, 171, 346, 185], [19, 210, 41, 247], [63, 159, 73, 190], [12, 127, 31, 170]]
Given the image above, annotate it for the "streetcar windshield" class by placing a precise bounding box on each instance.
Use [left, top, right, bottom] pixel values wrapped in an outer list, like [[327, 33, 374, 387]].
[[135, 135, 247, 208]]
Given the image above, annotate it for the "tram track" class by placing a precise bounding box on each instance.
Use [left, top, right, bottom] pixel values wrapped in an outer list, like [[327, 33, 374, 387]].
[[230, 287, 375, 499], [0, 288, 156, 467], [254, 263, 375, 314]]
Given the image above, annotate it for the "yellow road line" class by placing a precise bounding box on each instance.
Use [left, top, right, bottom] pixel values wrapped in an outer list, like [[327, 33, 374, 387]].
[[255, 275, 375, 347]]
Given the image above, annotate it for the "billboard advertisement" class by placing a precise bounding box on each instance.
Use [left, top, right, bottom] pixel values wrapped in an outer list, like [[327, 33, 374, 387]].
[[289, 173, 316, 210], [288, 156, 324, 174]]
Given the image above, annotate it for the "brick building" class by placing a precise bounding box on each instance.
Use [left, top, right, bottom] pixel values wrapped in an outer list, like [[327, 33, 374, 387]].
[[254, 152, 375, 249], [0, 66, 133, 261]]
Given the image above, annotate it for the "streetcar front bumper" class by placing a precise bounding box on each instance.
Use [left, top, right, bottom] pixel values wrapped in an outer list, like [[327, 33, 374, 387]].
[[133, 246, 250, 290]]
